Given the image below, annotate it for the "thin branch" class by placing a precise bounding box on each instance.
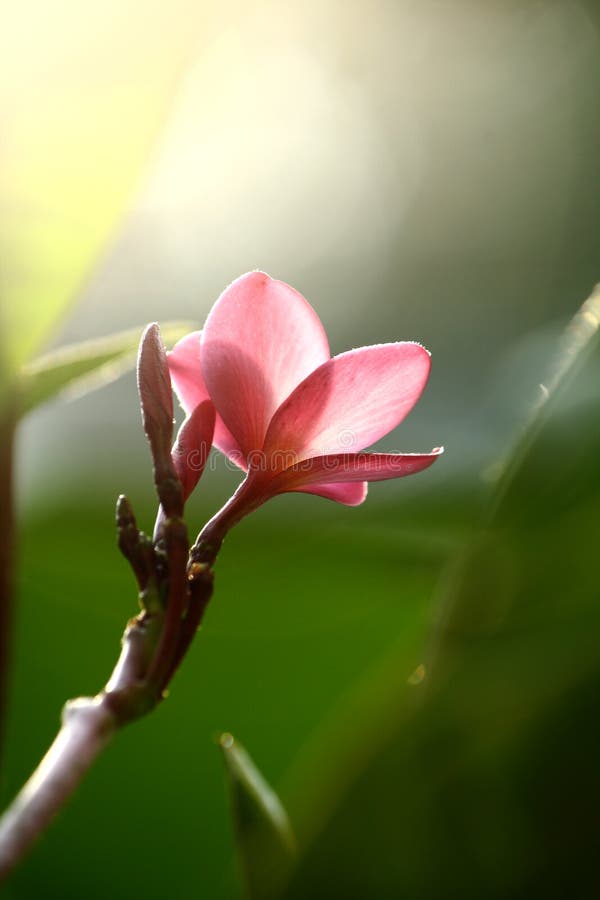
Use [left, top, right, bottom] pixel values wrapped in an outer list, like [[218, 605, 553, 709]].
[[0, 506, 218, 881], [0, 598, 164, 880], [0, 697, 116, 878], [164, 562, 214, 687], [144, 517, 190, 696]]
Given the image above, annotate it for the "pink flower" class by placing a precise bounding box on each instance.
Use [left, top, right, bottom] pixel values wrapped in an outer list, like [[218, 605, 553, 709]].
[[168, 272, 441, 546]]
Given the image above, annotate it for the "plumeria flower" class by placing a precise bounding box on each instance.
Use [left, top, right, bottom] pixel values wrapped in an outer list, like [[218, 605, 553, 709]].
[[168, 272, 442, 553]]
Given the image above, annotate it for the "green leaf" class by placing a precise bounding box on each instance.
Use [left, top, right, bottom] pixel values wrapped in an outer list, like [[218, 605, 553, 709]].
[[0, 3, 207, 375], [219, 733, 296, 900], [18, 322, 195, 416]]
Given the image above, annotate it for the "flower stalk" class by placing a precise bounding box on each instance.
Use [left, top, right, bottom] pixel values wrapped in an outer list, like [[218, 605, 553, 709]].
[[189, 473, 267, 566]]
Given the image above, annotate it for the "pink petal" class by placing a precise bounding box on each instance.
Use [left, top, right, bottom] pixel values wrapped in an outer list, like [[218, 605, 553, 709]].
[[264, 343, 432, 460], [171, 400, 216, 501], [292, 481, 368, 506], [201, 271, 330, 458], [166, 331, 205, 415], [168, 331, 246, 470], [275, 449, 443, 489]]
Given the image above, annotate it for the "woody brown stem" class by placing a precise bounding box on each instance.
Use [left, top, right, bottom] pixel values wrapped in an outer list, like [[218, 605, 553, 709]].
[[163, 563, 214, 687], [143, 517, 190, 696], [0, 606, 158, 880], [0, 489, 220, 881], [0, 697, 116, 879]]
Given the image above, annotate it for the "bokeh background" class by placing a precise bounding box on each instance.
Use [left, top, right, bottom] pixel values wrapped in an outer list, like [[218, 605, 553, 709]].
[[2, 1, 600, 897]]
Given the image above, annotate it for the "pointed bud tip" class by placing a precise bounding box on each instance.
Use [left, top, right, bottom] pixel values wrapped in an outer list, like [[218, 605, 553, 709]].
[[116, 494, 136, 524], [137, 324, 164, 369], [137, 322, 179, 504], [141, 321, 161, 340]]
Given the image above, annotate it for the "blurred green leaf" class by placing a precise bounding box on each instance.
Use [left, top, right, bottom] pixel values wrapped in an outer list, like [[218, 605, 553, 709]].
[[0, 1, 206, 375], [489, 282, 600, 522], [17, 321, 195, 416], [220, 733, 296, 900], [281, 288, 600, 899]]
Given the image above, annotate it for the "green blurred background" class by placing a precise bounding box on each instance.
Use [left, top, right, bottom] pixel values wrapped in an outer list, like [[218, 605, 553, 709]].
[[2, 1, 600, 897]]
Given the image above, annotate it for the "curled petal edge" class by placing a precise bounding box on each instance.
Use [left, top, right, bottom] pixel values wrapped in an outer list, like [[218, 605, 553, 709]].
[[172, 400, 217, 502], [274, 448, 443, 491]]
